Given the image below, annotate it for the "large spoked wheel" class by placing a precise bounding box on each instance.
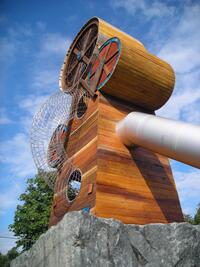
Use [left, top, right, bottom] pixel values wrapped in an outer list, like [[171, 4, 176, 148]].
[[60, 21, 98, 93]]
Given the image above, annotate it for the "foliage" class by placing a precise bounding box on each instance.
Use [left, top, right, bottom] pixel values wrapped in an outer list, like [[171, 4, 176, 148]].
[[9, 174, 53, 251], [184, 203, 200, 225], [0, 247, 19, 267], [183, 214, 194, 224], [193, 203, 200, 225]]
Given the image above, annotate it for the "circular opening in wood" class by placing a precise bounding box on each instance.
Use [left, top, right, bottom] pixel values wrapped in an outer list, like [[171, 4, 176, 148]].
[[67, 169, 82, 202], [76, 94, 88, 119]]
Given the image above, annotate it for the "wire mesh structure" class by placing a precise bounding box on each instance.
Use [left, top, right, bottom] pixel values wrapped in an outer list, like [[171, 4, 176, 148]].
[[30, 19, 101, 193], [30, 89, 89, 189], [30, 34, 121, 192]]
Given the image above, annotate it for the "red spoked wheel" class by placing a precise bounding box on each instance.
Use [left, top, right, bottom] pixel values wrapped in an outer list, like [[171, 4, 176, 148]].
[[87, 37, 121, 91]]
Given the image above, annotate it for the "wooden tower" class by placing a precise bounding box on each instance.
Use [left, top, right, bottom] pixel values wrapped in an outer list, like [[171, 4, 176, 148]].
[[49, 17, 183, 226]]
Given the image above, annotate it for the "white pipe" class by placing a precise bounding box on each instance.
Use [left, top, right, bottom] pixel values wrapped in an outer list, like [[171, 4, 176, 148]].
[[116, 112, 200, 169]]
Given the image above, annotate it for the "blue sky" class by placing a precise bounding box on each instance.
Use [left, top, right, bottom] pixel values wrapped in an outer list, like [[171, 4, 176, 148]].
[[0, 0, 200, 253]]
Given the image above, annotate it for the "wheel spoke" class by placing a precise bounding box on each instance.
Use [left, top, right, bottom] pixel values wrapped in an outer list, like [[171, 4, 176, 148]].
[[80, 78, 93, 95], [89, 55, 106, 92], [73, 63, 82, 85], [82, 55, 90, 65], [73, 48, 80, 55], [78, 34, 85, 51], [69, 36, 95, 75], [105, 50, 119, 64], [89, 42, 112, 86], [104, 42, 112, 60], [104, 65, 110, 76], [64, 23, 98, 88], [83, 28, 92, 52], [67, 59, 79, 74], [83, 35, 97, 57]]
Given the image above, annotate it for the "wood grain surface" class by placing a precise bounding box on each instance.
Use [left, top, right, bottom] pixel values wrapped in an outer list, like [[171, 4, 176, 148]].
[[49, 95, 98, 226], [97, 18, 175, 111], [93, 93, 183, 224], [60, 17, 175, 111], [49, 92, 183, 227]]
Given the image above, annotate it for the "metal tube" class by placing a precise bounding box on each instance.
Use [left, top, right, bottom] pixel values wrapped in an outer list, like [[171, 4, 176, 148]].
[[116, 112, 200, 169]]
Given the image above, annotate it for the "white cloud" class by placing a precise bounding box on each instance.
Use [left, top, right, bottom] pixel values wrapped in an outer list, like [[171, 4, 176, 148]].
[[111, 0, 175, 19], [157, 85, 200, 121], [175, 69, 200, 91], [0, 117, 11, 125], [7, 25, 32, 39], [40, 33, 71, 55], [0, 108, 12, 125], [0, 94, 50, 254], [175, 169, 200, 200], [0, 183, 21, 215], [0, 23, 71, 95], [18, 94, 49, 132], [182, 100, 200, 124], [0, 94, 50, 180], [156, 3, 200, 122], [0, 16, 70, 255], [0, 37, 16, 67], [36, 21, 46, 31], [0, 24, 33, 76], [159, 46, 200, 74], [19, 94, 49, 116], [0, 133, 36, 178], [158, 4, 200, 74], [0, 15, 7, 24], [33, 69, 59, 90], [111, 1, 200, 124], [0, 184, 21, 253], [0, 93, 56, 180], [31, 32, 71, 93], [0, 230, 17, 254]]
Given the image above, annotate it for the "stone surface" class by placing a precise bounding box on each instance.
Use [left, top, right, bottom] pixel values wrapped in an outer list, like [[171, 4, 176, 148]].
[[11, 212, 200, 267]]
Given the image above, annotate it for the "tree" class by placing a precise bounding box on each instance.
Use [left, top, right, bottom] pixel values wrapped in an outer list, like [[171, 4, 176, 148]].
[[9, 174, 53, 251], [183, 214, 194, 224], [0, 247, 19, 267], [193, 203, 200, 225], [184, 203, 200, 225]]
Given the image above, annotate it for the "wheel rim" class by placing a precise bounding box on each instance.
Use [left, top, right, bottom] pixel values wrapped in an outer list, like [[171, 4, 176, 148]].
[[60, 21, 98, 92]]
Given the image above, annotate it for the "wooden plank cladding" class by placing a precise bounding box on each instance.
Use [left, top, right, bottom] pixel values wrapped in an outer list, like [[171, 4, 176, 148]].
[[60, 17, 175, 111], [70, 17, 174, 111], [96, 17, 175, 110], [66, 110, 98, 158], [49, 92, 183, 227], [93, 93, 183, 224], [49, 96, 98, 227]]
